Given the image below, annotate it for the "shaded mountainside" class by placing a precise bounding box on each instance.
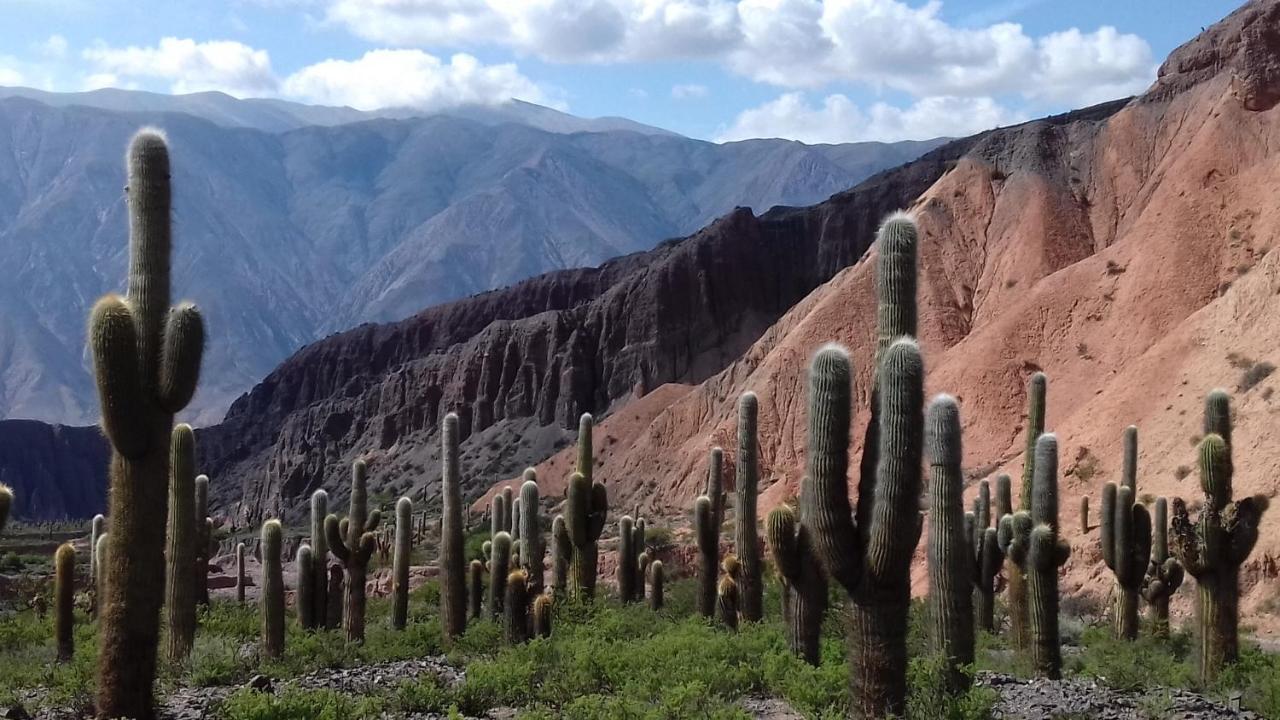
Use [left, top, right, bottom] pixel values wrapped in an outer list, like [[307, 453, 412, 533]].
[[0, 93, 941, 426]]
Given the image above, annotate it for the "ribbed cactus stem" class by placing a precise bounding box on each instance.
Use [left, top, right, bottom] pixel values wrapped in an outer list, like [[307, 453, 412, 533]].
[[93, 129, 207, 720], [309, 489, 328, 629], [994, 474, 1012, 519], [1026, 434, 1068, 678], [491, 494, 505, 540], [1121, 425, 1138, 492], [1008, 372, 1046, 652], [194, 474, 209, 607], [617, 515, 636, 603], [565, 463, 607, 600], [875, 212, 919, 355], [95, 533, 109, 607], [519, 475, 542, 593], [973, 526, 1002, 632], [235, 542, 246, 605], [164, 424, 196, 663], [326, 459, 379, 643], [735, 391, 763, 622], [487, 532, 512, 619], [707, 447, 725, 536], [805, 345, 858, 591], [1102, 471, 1151, 641], [550, 515, 569, 593], [926, 395, 974, 692], [501, 486, 514, 533], [512, 498, 521, 541], [576, 413, 594, 482], [1142, 497, 1184, 638], [532, 593, 552, 639], [468, 560, 484, 620], [297, 545, 314, 630], [694, 496, 717, 618], [637, 550, 650, 601], [90, 514, 105, 593], [716, 576, 739, 631], [440, 413, 466, 640], [504, 570, 529, 645], [261, 520, 284, 659], [1203, 389, 1232, 448], [325, 564, 342, 630], [650, 560, 665, 611], [393, 497, 413, 630], [55, 543, 75, 663]]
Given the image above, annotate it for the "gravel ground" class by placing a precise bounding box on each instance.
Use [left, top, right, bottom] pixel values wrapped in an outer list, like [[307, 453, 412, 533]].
[[978, 673, 1261, 720]]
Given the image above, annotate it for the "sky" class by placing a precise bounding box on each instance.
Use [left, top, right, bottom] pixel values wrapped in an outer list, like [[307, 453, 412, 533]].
[[0, 0, 1244, 143]]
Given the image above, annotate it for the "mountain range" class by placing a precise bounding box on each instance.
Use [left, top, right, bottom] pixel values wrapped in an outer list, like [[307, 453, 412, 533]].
[[0, 88, 943, 425]]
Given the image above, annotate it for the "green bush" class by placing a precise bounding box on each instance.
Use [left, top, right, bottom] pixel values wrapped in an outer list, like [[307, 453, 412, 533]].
[[218, 687, 386, 720]]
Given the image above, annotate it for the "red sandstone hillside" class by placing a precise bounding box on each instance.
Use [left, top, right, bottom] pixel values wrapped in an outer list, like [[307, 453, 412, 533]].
[[482, 0, 1280, 630]]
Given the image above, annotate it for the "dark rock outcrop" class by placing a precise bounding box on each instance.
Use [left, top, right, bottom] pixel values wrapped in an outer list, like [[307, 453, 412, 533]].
[[0, 420, 107, 521], [1147, 0, 1280, 111]]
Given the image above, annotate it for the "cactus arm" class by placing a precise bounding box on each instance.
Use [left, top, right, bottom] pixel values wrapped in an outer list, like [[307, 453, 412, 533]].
[[1226, 496, 1268, 565], [357, 532, 377, 563], [366, 510, 382, 533], [766, 504, 801, 583], [157, 302, 204, 413], [803, 344, 861, 593], [866, 340, 924, 582], [88, 296, 148, 458], [326, 514, 350, 564], [1100, 483, 1117, 571]]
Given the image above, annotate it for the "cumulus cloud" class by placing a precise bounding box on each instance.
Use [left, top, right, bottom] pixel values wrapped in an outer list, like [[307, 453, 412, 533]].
[[321, 0, 1155, 107], [282, 49, 552, 110], [671, 83, 707, 99], [715, 92, 1027, 144], [37, 34, 68, 59], [0, 65, 23, 86], [83, 37, 277, 96]]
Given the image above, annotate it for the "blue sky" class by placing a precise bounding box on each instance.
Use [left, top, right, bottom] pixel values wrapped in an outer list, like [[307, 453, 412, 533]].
[[0, 0, 1243, 142]]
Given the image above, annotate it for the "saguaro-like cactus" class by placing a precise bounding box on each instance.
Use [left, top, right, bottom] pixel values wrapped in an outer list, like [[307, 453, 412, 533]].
[[261, 520, 284, 659], [1101, 426, 1152, 641], [550, 515, 570, 593], [650, 560, 665, 611], [0, 483, 11, 535], [519, 476, 542, 592], [1141, 497, 1184, 637], [927, 396, 974, 692], [694, 496, 718, 618], [92, 130, 206, 720], [532, 593, 552, 638], [55, 543, 75, 662], [707, 447, 725, 535], [617, 515, 637, 602], [194, 474, 210, 606], [469, 560, 484, 620], [235, 542, 246, 605], [504, 570, 529, 645], [488, 532, 513, 618], [735, 391, 763, 623], [393, 497, 413, 630], [308, 489, 329, 629], [717, 575, 739, 631], [1170, 391, 1267, 683], [766, 503, 827, 665], [1005, 372, 1046, 651], [297, 545, 314, 629], [440, 414, 466, 639], [566, 420, 608, 600], [164, 424, 197, 663], [1000, 434, 1069, 679], [325, 459, 381, 643], [637, 550, 651, 600]]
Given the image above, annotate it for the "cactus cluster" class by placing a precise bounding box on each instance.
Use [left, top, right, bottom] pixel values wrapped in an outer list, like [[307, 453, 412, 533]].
[[1100, 426, 1152, 641], [325, 459, 381, 643], [440, 413, 466, 640], [1006, 373, 1046, 651], [566, 414, 608, 600], [927, 396, 974, 692], [965, 478, 1003, 632], [1140, 497, 1183, 637], [735, 392, 763, 623], [1170, 391, 1268, 683], [92, 130, 206, 720]]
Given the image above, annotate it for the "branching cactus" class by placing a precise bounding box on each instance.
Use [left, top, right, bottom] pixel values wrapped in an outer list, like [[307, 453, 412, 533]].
[[55, 543, 75, 663], [325, 459, 381, 643], [235, 542, 246, 605], [469, 559, 485, 620], [927, 396, 974, 692], [1000, 434, 1069, 679], [165, 424, 197, 664], [0, 483, 11, 535], [504, 570, 529, 645], [1101, 426, 1152, 641], [968, 478, 1003, 632], [550, 514, 570, 593], [532, 593, 552, 639], [92, 130, 206, 720], [440, 413, 466, 640], [735, 391, 763, 622], [297, 545, 314, 629], [766, 503, 827, 665], [393, 497, 413, 630], [716, 576, 739, 631], [617, 515, 636, 602], [308, 489, 329, 629], [707, 447, 725, 535], [650, 560, 665, 611], [1170, 390, 1267, 683], [487, 532, 513, 618], [1141, 497, 1184, 637], [194, 474, 210, 606], [519, 475, 542, 593], [260, 520, 284, 659], [694, 496, 718, 618], [1005, 372, 1046, 651], [566, 433, 608, 601]]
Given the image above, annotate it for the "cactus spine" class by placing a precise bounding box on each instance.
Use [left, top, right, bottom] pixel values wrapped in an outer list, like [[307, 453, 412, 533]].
[[164, 424, 197, 664], [1170, 391, 1267, 683], [927, 396, 974, 692], [55, 543, 75, 662], [297, 545, 314, 629], [235, 542, 246, 605], [93, 130, 206, 720], [325, 459, 381, 643], [1141, 497, 1184, 638], [532, 593, 552, 638], [766, 503, 827, 665], [1101, 426, 1152, 640], [261, 520, 284, 659], [716, 575, 739, 631], [440, 412, 466, 640], [550, 514, 570, 593], [735, 391, 763, 622], [487, 532, 512, 618], [519, 475, 542, 593], [393, 497, 413, 630], [308, 489, 329, 629], [566, 415, 608, 599], [650, 560, 665, 611], [469, 559, 485, 620], [504, 570, 529, 645], [694, 496, 717, 618], [194, 474, 209, 607]]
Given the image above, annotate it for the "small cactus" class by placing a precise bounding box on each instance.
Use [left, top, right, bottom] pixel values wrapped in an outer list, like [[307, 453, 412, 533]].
[[532, 593, 553, 639], [261, 520, 284, 659], [297, 545, 314, 629], [617, 515, 636, 602], [308, 489, 329, 630], [766, 503, 827, 665], [164, 424, 197, 663], [650, 560, 665, 611], [393, 497, 413, 630], [1101, 427, 1152, 641], [694, 496, 717, 618], [566, 416, 608, 600], [504, 570, 529, 645], [325, 459, 381, 643], [235, 542, 246, 605], [735, 391, 763, 623], [1141, 497, 1184, 637], [926, 395, 974, 692], [716, 575, 739, 631], [550, 514, 570, 593], [55, 543, 75, 663], [487, 532, 513, 618], [468, 559, 485, 620]]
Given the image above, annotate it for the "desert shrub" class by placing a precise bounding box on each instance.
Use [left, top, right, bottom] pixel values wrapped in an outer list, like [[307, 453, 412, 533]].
[[1213, 644, 1280, 716], [185, 635, 252, 686], [1238, 361, 1275, 392], [218, 687, 385, 720], [1068, 626, 1192, 691], [905, 654, 998, 720]]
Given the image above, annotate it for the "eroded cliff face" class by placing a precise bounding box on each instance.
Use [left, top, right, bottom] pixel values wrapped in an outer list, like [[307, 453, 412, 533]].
[[0, 421, 107, 521]]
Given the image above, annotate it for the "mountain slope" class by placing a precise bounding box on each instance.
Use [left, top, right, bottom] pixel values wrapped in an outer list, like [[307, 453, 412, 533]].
[[0, 95, 943, 424]]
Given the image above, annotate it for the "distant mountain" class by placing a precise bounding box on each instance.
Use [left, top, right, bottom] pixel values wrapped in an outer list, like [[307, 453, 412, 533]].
[[0, 90, 945, 424]]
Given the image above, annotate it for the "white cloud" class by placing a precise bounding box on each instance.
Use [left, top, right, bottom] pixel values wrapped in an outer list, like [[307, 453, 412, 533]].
[[715, 92, 1027, 144], [0, 65, 23, 86], [83, 37, 277, 96], [81, 73, 121, 91], [321, 0, 1154, 107], [37, 34, 68, 59], [282, 50, 552, 110], [671, 83, 707, 100]]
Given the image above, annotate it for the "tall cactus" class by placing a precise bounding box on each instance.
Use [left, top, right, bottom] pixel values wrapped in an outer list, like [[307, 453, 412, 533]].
[[1005, 372, 1046, 651], [1170, 390, 1267, 683], [716, 575, 739, 631], [194, 474, 210, 606], [532, 593, 552, 639], [308, 489, 329, 629], [297, 545, 314, 630], [504, 569, 529, 645], [707, 447, 725, 535], [1141, 497, 1184, 638], [694, 496, 718, 618], [650, 560, 665, 611], [519, 475, 542, 593], [927, 396, 974, 692], [501, 486, 514, 535], [325, 459, 381, 643], [735, 391, 763, 622], [164, 424, 197, 663], [766, 503, 827, 665], [235, 542, 246, 605], [260, 520, 284, 659], [468, 559, 485, 620], [92, 130, 206, 720], [0, 483, 11, 535], [1000, 434, 1069, 679], [393, 497, 413, 630], [566, 416, 608, 600], [55, 543, 75, 663], [487, 532, 512, 618], [550, 514, 570, 593], [440, 413, 466, 640], [617, 515, 636, 602], [491, 493, 506, 541], [1101, 426, 1152, 640]]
